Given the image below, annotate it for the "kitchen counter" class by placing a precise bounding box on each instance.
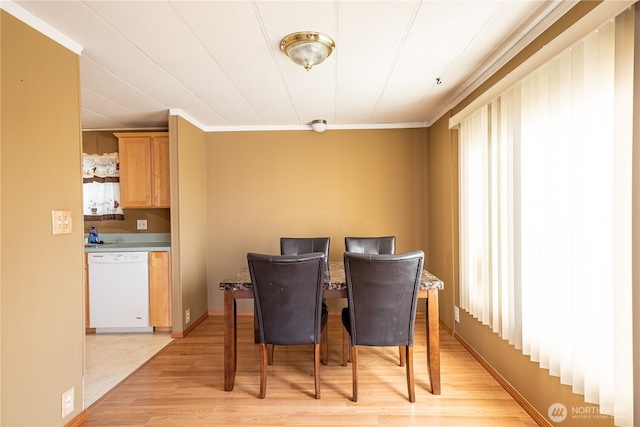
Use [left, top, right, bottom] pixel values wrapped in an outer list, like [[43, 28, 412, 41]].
[[84, 233, 171, 253]]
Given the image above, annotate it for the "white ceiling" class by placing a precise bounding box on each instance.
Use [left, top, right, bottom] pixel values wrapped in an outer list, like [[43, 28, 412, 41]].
[[5, 0, 576, 132]]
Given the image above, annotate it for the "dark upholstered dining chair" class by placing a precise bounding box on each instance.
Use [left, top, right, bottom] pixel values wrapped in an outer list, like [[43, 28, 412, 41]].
[[341, 251, 424, 402], [344, 236, 403, 364], [344, 236, 396, 255], [247, 252, 327, 399], [280, 237, 330, 364]]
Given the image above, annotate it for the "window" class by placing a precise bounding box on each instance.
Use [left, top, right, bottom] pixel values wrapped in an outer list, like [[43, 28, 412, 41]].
[[458, 13, 633, 427]]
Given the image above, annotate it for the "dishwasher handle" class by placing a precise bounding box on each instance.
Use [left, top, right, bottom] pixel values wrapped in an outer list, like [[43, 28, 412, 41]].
[[87, 252, 149, 264]]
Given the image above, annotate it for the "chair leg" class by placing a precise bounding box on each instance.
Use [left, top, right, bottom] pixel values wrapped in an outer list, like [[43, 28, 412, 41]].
[[267, 344, 274, 365], [259, 343, 268, 399], [405, 346, 415, 403], [321, 318, 328, 365], [399, 346, 405, 367], [351, 345, 358, 402], [314, 343, 321, 399], [342, 325, 349, 366]]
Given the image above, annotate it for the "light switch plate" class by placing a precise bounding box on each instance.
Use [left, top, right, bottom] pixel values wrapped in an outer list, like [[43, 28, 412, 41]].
[[137, 219, 148, 230], [52, 210, 72, 235]]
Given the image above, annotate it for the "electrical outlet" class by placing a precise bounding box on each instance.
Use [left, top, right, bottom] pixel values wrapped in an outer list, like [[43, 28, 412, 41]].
[[52, 210, 72, 235], [61, 386, 74, 418], [137, 219, 148, 230], [185, 308, 191, 323], [454, 306, 460, 323]]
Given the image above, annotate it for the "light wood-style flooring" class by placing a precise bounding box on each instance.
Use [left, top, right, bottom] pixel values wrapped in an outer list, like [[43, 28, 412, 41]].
[[80, 314, 539, 426]]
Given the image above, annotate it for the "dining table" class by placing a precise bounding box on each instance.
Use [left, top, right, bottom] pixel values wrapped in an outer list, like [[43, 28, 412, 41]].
[[219, 260, 445, 395]]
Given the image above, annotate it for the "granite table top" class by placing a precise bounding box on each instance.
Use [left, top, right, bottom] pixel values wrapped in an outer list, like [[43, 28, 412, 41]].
[[220, 261, 444, 292]]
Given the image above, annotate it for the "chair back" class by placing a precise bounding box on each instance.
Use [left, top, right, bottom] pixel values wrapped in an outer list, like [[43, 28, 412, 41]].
[[281, 237, 330, 259], [281, 237, 330, 272], [344, 236, 396, 254], [247, 252, 325, 345], [343, 251, 424, 347]]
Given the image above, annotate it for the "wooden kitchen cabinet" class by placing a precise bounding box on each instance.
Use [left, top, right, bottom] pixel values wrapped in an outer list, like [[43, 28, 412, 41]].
[[115, 132, 170, 208], [84, 253, 96, 333], [149, 251, 172, 329]]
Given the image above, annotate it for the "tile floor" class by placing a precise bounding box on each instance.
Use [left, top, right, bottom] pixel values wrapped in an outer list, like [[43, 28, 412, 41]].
[[84, 332, 173, 408]]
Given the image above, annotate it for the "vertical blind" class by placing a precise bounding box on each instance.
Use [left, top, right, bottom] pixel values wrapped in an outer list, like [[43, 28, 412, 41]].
[[459, 12, 633, 427]]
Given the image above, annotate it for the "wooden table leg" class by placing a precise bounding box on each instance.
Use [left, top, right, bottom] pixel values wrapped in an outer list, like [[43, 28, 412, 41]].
[[254, 301, 260, 343], [425, 290, 441, 395], [224, 290, 237, 391]]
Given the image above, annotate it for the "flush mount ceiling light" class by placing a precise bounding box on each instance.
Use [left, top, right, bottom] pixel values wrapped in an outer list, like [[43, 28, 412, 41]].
[[280, 32, 335, 71], [310, 119, 328, 133]]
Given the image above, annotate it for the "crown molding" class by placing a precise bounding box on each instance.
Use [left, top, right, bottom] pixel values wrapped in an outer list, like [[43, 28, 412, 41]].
[[449, 0, 636, 129], [1, 0, 83, 54], [169, 109, 427, 132]]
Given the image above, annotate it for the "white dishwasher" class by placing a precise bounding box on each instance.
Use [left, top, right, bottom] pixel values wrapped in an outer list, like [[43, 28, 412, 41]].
[[88, 252, 152, 333]]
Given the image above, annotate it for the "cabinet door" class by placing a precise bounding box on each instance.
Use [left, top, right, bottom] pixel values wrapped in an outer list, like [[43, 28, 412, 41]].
[[149, 251, 172, 328], [151, 136, 170, 207], [118, 137, 152, 207], [84, 253, 95, 332]]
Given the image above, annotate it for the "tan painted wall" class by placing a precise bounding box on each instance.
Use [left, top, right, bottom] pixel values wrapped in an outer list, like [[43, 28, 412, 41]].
[[169, 116, 209, 332], [205, 128, 428, 312], [1, 11, 84, 426], [633, 5, 640, 423], [83, 208, 170, 234]]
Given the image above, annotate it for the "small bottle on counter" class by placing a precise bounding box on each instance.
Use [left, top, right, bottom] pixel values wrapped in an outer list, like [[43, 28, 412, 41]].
[[88, 226, 99, 244]]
